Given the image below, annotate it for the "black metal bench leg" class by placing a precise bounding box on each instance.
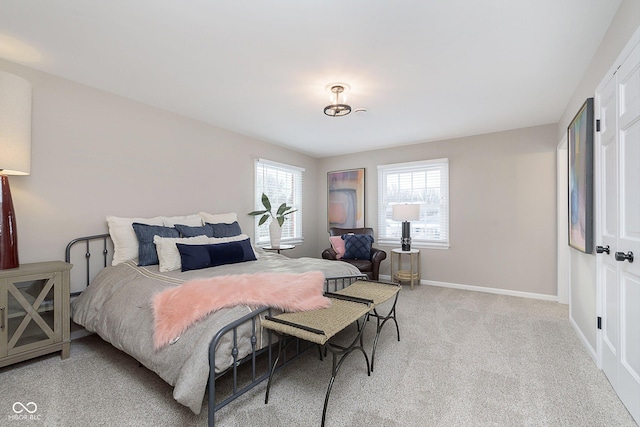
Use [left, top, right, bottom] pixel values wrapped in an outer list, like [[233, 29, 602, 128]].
[[321, 316, 370, 427], [370, 292, 400, 372], [265, 333, 295, 404]]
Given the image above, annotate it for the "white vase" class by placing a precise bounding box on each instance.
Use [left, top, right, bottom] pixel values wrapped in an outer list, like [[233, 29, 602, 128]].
[[269, 220, 282, 247]]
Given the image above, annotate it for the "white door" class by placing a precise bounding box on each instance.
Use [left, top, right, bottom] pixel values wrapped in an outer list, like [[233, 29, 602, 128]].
[[596, 32, 640, 424], [597, 63, 619, 383]]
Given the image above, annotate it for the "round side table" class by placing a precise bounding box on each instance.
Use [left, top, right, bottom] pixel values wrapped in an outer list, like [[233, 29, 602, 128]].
[[390, 248, 421, 290], [262, 244, 295, 254]]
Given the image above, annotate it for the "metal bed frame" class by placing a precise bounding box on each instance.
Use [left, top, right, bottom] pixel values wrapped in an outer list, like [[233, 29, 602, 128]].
[[65, 234, 366, 427]]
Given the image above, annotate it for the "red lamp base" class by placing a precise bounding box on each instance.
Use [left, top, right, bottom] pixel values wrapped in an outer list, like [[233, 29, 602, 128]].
[[0, 174, 19, 269]]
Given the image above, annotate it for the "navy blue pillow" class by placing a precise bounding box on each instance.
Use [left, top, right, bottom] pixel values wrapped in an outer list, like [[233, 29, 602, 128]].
[[342, 234, 374, 260], [176, 244, 211, 271], [132, 223, 179, 266], [206, 221, 242, 238], [176, 238, 257, 272], [175, 223, 214, 238]]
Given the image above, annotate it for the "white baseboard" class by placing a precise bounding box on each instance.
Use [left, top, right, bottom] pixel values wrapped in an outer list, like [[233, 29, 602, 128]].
[[380, 275, 558, 302], [569, 315, 598, 364]]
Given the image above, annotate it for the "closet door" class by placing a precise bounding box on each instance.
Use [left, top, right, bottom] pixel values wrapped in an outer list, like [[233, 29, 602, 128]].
[[596, 66, 619, 386], [615, 39, 640, 422], [596, 32, 640, 424]]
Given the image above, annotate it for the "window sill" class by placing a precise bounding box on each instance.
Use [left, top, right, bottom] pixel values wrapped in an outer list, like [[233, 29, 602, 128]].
[[378, 239, 449, 250]]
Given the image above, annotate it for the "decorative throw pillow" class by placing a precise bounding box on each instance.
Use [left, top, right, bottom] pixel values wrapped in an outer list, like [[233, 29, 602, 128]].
[[175, 223, 214, 238], [154, 234, 255, 272], [176, 245, 211, 271], [161, 214, 203, 227], [207, 221, 242, 238], [177, 238, 257, 272], [329, 236, 346, 259], [342, 234, 374, 260], [132, 223, 179, 266], [198, 212, 238, 225], [107, 215, 164, 266]]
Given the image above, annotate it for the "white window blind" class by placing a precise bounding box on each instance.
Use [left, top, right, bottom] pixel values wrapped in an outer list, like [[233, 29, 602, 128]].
[[377, 159, 449, 248], [254, 158, 304, 245]]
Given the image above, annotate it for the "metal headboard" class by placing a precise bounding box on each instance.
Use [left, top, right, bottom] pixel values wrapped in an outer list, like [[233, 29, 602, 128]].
[[65, 234, 111, 296]]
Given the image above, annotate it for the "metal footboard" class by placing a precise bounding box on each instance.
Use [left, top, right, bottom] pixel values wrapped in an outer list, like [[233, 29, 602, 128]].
[[208, 306, 273, 426], [324, 274, 368, 292]]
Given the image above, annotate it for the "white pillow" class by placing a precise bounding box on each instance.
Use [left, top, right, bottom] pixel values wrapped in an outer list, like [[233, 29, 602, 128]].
[[107, 215, 164, 266], [162, 214, 203, 227], [154, 233, 254, 272], [198, 212, 237, 224]]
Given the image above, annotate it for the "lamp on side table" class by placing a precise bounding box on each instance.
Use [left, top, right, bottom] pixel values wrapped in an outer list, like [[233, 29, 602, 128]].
[[392, 204, 420, 251]]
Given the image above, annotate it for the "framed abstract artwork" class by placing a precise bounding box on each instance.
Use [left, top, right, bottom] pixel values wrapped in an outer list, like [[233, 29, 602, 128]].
[[568, 97, 594, 254], [327, 168, 365, 229]]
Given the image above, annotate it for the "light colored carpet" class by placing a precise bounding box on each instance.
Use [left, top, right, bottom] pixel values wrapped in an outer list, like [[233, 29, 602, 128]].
[[0, 285, 636, 426]]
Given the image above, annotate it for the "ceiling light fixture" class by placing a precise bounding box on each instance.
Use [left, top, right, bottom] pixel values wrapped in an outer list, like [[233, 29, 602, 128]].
[[324, 84, 351, 117]]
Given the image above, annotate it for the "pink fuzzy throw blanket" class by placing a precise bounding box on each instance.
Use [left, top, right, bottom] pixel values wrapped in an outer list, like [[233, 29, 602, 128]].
[[152, 271, 330, 349]]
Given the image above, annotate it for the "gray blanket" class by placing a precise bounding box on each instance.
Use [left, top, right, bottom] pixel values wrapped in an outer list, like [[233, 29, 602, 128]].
[[71, 249, 360, 414]]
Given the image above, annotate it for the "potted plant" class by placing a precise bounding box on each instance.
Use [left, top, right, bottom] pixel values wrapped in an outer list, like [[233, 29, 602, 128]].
[[248, 193, 297, 247]]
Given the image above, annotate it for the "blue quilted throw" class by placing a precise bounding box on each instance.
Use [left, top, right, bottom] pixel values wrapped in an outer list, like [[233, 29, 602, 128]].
[[342, 234, 374, 260]]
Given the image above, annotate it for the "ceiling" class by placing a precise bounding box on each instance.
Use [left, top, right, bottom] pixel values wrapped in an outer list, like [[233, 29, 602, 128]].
[[0, 1, 622, 157]]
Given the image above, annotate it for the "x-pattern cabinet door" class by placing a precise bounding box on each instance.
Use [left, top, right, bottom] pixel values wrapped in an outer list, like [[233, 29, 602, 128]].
[[0, 261, 72, 368], [3, 271, 61, 356]]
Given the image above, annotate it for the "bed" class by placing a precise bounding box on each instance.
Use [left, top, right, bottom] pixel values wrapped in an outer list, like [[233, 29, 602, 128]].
[[67, 213, 363, 426]]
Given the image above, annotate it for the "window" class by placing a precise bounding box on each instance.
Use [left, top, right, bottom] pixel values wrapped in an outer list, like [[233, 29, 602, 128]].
[[254, 158, 304, 245], [377, 159, 449, 248]]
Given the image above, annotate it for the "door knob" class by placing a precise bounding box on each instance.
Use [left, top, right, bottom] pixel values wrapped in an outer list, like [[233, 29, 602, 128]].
[[596, 245, 610, 254], [614, 251, 634, 263]]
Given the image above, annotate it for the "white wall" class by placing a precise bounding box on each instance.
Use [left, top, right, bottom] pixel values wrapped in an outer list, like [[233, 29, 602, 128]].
[[558, 0, 639, 353], [317, 124, 559, 297], [0, 58, 321, 266]]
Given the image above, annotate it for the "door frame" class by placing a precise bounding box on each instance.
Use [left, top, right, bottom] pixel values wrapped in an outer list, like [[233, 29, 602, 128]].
[[557, 137, 570, 306]]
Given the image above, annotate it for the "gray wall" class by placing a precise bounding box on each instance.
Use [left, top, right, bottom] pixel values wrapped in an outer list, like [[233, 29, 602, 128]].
[[0, 58, 320, 266], [317, 124, 559, 297], [558, 0, 639, 352]]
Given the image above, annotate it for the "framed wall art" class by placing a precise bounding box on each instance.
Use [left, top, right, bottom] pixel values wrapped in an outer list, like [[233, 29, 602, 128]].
[[327, 168, 365, 229], [568, 97, 594, 254]]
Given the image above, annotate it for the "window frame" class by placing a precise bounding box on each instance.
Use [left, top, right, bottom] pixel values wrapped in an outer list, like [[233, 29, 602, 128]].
[[377, 158, 450, 249], [253, 158, 304, 246]]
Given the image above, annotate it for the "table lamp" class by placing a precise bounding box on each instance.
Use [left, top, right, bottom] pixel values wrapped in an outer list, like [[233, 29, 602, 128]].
[[392, 204, 420, 251], [0, 71, 32, 269]]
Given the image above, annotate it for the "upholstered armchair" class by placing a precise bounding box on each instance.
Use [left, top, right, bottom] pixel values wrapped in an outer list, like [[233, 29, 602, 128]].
[[321, 227, 387, 280]]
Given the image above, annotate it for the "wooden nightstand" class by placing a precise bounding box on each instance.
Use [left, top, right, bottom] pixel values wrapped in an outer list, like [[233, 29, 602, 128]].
[[0, 261, 73, 368]]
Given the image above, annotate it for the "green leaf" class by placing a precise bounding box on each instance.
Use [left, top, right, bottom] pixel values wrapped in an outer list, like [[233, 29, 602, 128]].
[[278, 216, 285, 227], [261, 193, 271, 212], [276, 203, 288, 216], [247, 210, 267, 216], [258, 214, 270, 226]]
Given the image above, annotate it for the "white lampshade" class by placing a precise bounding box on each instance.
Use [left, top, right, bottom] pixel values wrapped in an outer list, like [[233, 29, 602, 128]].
[[0, 71, 31, 175], [392, 204, 420, 221]]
